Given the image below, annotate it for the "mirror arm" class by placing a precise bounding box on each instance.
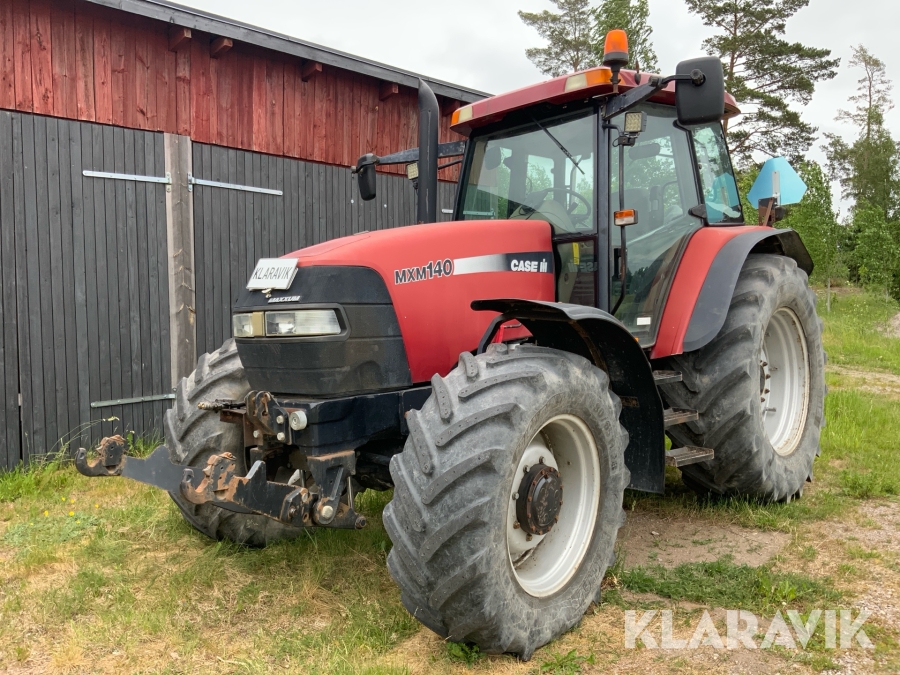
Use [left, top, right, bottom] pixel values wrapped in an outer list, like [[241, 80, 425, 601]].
[[366, 141, 467, 169], [603, 80, 662, 120], [602, 72, 704, 121]]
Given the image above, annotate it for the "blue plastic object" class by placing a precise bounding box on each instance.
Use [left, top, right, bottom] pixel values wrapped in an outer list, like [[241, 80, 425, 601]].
[[748, 157, 807, 206]]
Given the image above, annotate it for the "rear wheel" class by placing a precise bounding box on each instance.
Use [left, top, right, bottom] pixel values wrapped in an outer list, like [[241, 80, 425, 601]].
[[165, 339, 303, 546], [384, 344, 629, 659], [659, 254, 825, 501]]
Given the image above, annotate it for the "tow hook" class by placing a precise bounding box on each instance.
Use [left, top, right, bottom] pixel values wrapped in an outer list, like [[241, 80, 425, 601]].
[[75, 436, 127, 476]]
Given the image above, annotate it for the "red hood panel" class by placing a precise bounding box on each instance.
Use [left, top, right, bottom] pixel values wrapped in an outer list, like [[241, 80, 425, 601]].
[[283, 220, 556, 382]]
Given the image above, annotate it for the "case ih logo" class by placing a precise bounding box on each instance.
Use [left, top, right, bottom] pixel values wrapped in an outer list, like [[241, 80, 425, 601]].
[[394, 259, 454, 285], [510, 259, 549, 273]]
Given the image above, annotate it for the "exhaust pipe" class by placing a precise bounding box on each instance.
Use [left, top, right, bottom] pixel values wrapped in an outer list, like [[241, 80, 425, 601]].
[[416, 79, 439, 224]]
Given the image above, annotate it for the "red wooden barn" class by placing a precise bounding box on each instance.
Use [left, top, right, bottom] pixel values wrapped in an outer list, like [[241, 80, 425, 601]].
[[0, 0, 487, 466]]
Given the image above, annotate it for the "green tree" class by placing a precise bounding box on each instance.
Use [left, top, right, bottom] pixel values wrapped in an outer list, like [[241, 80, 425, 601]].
[[784, 163, 846, 310], [685, 0, 839, 166], [593, 0, 658, 73], [853, 202, 899, 299], [824, 46, 900, 222], [519, 0, 599, 77]]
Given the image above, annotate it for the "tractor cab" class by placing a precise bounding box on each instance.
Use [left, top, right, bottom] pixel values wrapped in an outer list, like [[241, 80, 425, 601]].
[[456, 99, 742, 345]]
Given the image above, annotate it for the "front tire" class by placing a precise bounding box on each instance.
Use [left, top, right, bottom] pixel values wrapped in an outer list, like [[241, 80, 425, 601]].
[[384, 344, 629, 659], [165, 339, 303, 546], [659, 254, 825, 501]]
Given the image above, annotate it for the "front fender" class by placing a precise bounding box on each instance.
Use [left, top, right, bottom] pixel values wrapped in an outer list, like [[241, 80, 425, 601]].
[[473, 298, 665, 494], [651, 227, 813, 359]]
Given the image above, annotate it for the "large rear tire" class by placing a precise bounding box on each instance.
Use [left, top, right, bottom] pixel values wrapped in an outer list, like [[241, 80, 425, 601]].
[[659, 254, 825, 501], [165, 339, 303, 546], [384, 344, 630, 659]]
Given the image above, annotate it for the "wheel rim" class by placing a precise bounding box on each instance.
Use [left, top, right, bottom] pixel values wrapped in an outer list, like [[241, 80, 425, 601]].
[[760, 308, 810, 456], [507, 414, 601, 597]]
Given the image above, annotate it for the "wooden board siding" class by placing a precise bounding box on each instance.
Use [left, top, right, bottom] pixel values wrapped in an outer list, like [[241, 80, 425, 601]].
[[1, 0, 466, 181], [0, 109, 171, 465]]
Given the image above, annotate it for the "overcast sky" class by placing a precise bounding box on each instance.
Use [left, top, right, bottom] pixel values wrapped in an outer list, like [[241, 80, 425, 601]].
[[180, 0, 899, 214]]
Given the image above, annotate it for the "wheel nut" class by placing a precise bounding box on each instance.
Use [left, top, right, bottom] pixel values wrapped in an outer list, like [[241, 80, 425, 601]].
[[513, 521, 520, 529], [276, 415, 284, 424], [513, 492, 519, 500], [526, 534, 533, 541], [277, 432, 285, 441]]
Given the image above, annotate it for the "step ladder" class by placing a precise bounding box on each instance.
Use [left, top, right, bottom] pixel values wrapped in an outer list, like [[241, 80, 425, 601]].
[[652, 370, 714, 468]]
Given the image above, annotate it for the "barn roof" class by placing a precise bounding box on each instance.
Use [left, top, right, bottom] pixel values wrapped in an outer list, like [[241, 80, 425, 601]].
[[84, 0, 490, 104]]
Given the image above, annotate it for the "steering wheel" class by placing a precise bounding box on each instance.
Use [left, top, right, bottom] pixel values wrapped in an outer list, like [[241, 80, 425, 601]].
[[526, 187, 592, 225]]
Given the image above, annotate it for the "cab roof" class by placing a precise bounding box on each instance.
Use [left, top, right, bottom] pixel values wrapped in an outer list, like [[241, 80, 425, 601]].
[[450, 66, 740, 136]]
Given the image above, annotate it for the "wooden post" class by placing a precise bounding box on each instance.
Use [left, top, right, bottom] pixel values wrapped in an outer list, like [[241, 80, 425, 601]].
[[164, 133, 197, 386]]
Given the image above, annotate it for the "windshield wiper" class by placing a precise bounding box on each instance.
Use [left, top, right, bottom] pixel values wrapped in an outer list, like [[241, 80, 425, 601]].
[[529, 115, 585, 175]]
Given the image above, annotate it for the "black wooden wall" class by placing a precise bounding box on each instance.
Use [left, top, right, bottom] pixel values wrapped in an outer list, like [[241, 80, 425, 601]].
[[0, 110, 172, 468]]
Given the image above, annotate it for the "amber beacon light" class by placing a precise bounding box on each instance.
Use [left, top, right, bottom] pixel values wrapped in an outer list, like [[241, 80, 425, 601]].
[[602, 29, 629, 88]]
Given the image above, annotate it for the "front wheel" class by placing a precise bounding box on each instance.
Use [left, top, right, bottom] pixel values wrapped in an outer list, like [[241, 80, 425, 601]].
[[383, 344, 630, 659]]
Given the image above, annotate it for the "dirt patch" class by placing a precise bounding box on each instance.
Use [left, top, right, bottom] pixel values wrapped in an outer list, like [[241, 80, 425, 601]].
[[617, 510, 789, 569], [884, 312, 900, 339], [827, 365, 900, 399], [782, 502, 900, 675]]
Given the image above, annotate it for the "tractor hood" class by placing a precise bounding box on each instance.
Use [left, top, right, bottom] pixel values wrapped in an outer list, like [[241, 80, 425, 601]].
[[233, 219, 555, 393]]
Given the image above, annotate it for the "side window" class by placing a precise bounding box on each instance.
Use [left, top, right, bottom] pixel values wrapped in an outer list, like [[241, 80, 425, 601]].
[[691, 124, 742, 224]]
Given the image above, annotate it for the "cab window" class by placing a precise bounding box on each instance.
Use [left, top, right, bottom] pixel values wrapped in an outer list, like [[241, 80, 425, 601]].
[[691, 123, 742, 224], [460, 113, 595, 236], [609, 102, 700, 344]]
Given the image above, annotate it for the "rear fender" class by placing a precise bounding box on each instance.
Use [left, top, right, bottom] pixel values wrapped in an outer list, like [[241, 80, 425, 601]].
[[651, 227, 813, 359], [473, 298, 665, 494]]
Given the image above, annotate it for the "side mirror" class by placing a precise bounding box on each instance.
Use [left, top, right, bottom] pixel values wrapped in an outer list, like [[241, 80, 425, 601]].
[[355, 153, 378, 201], [674, 57, 725, 126]]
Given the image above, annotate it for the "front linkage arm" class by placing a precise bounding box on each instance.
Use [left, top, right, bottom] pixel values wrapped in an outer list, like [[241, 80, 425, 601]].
[[75, 435, 366, 530]]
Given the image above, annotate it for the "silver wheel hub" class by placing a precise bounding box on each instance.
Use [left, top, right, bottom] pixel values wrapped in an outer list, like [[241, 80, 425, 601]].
[[507, 414, 601, 598], [760, 307, 810, 456]]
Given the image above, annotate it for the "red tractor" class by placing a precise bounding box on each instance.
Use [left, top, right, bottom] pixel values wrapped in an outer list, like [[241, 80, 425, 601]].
[[78, 31, 825, 659]]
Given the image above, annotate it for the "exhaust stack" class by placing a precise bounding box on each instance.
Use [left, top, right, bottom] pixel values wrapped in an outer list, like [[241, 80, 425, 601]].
[[416, 79, 439, 224]]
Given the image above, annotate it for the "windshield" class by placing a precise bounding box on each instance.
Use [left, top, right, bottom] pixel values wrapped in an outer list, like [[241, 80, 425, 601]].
[[458, 113, 596, 235]]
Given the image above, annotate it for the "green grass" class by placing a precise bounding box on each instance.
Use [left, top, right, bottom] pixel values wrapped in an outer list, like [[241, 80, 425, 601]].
[[818, 288, 900, 374], [619, 556, 842, 613], [820, 384, 900, 499]]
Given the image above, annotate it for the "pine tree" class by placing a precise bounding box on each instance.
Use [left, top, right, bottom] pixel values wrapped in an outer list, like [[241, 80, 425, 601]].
[[684, 0, 839, 166], [519, 0, 599, 77], [593, 0, 658, 73]]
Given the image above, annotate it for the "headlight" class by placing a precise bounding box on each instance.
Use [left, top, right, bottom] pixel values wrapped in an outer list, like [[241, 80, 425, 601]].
[[233, 313, 256, 338], [265, 309, 342, 337]]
